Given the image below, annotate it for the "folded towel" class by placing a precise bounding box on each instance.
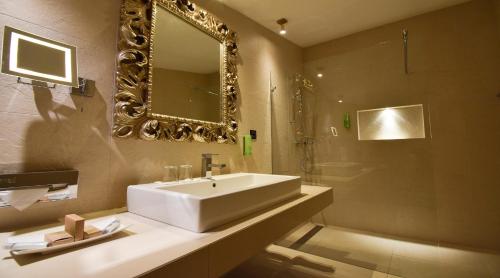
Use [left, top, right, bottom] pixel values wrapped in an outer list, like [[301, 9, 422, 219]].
[[46, 191, 70, 201], [5, 233, 48, 251], [5, 217, 122, 252], [91, 217, 120, 234], [10, 242, 48, 251]]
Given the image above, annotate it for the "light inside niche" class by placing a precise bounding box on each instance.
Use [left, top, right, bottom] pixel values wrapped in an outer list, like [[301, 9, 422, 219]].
[[357, 104, 425, 140]]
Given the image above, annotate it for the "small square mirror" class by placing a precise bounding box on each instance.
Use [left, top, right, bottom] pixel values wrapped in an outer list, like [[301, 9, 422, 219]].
[[1, 26, 78, 87]]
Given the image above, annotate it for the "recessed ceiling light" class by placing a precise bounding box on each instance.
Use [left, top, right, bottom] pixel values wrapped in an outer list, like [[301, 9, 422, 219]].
[[316, 73, 323, 78], [338, 99, 343, 103]]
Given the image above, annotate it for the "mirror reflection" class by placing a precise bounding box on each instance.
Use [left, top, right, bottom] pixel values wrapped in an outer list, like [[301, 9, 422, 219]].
[[151, 6, 222, 123]]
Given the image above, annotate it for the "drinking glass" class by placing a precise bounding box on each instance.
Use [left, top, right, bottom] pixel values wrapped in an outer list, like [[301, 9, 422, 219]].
[[178, 165, 193, 180], [163, 166, 178, 182]]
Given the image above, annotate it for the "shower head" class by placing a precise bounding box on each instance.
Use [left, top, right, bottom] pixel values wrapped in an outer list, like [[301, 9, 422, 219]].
[[269, 72, 277, 94], [402, 28, 409, 74], [402, 29, 408, 41]]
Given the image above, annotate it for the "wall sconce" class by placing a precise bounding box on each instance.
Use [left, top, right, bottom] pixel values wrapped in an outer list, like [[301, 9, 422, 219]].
[[276, 18, 288, 35]]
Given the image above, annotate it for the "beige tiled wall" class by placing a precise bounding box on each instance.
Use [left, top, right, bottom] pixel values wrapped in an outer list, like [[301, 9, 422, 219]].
[[0, 0, 302, 230], [304, 0, 500, 250]]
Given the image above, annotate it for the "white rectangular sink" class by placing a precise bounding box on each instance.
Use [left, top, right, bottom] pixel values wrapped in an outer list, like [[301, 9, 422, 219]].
[[127, 173, 301, 232]]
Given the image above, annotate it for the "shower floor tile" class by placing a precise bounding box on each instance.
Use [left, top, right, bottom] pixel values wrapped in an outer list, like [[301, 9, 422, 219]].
[[224, 244, 391, 278], [274, 224, 500, 278], [287, 225, 395, 273]]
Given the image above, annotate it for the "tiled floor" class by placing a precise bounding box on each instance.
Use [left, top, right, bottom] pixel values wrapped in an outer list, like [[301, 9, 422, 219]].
[[225, 244, 389, 278], [226, 224, 500, 278]]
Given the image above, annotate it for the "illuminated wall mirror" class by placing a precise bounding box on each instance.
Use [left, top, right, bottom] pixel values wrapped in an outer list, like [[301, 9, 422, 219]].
[[357, 104, 426, 140], [1, 26, 78, 87]]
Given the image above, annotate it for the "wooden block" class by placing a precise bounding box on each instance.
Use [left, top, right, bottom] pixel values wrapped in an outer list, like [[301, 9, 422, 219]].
[[44, 231, 73, 246], [65, 214, 85, 241], [84, 225, 103, 239]]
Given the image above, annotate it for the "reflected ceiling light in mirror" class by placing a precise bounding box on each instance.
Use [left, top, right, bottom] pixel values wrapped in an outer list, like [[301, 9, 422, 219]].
[[315, 67, 324, 78], [277, 18, 287, 35]]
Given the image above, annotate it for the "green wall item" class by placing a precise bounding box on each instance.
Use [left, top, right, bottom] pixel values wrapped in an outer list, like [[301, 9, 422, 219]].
[[243, 135, 252, 156], [343, 112, 351, 129]]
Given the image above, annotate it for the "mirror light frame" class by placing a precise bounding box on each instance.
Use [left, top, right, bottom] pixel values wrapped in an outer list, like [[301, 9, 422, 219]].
[[113, 0, 239, 143], [1, 26, 78, 87]]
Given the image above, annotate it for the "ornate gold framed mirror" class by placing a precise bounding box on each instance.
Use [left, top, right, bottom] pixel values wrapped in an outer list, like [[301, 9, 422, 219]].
[[113, 0, 238, 143]]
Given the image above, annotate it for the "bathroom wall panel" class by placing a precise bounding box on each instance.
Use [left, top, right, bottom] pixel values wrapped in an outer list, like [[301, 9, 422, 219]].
[[304, 0, 500, 250], [0, 0, 303, 229]]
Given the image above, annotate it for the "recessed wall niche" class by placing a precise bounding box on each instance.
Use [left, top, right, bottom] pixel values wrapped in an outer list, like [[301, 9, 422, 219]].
[[357, 104, 425, 140]]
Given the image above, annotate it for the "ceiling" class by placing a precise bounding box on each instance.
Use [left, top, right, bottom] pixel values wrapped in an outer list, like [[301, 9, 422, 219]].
[[221, 0, 471, 47]]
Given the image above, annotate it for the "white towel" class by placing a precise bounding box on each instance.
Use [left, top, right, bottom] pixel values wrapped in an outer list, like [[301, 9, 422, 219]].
[[46, 190, 70, 201], [5, 233, 48, 251], [5, 217, 122, 252], [91, 217, 121, 234]]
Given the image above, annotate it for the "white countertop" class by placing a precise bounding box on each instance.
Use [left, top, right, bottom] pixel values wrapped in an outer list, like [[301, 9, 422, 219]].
[[0, 185, 331, 278]]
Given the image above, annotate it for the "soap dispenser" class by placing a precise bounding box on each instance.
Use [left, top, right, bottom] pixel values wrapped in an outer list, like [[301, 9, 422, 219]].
[[243, 135, 252, 156], [343, 112, 351, 129]]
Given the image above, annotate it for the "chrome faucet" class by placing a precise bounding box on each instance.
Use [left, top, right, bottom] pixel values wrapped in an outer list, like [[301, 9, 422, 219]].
[[201, 153, 226, 179]]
